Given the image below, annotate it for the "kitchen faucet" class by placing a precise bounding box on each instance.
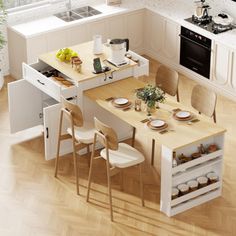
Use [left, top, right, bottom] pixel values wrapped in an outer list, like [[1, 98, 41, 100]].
[[66, 0, 72, 10]]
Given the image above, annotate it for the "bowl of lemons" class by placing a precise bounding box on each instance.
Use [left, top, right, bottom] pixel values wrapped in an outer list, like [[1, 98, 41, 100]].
[[56, 48, 78, 62]]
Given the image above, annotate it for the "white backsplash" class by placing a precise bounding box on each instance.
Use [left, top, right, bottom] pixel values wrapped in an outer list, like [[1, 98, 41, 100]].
[[1, 0, 236, 76]]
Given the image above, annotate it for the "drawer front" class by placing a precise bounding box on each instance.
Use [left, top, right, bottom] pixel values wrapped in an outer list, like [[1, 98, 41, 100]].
[[23, 62, 77, 101]]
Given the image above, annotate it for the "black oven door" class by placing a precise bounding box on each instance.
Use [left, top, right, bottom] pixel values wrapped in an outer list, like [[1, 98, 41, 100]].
[[180, 35, 211, 79]]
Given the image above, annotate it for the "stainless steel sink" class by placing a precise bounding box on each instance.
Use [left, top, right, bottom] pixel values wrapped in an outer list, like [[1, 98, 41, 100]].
[[54, 11, 82, 22], [54, 6, 101, 22]]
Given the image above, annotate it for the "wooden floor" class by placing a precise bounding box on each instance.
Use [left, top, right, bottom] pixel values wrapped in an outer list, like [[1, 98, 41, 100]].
[[1, 57, 236, 236]]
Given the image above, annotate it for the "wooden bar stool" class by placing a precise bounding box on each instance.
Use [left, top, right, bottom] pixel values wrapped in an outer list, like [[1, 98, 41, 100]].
[[86, 117, 145, 221], [155, 64, 180, 102], [191, 84, 217, 123], [54, 97, 95, 195]]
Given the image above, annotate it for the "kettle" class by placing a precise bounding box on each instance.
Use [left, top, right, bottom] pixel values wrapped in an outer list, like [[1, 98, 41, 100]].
[[109, 38, 129, 65], [194, 0, 210, 19]]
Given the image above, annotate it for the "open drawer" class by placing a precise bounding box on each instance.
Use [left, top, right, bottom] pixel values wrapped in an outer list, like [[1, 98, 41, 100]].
[[127, 51, 149, 77], [22, 61, 77, 102]]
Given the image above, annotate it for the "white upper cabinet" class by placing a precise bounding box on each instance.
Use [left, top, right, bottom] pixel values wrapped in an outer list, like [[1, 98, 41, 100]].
[[212, 42, 231, 86], [126, 10, 144, 51]]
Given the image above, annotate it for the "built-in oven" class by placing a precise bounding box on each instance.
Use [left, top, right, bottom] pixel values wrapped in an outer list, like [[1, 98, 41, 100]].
[[179, 26, 212, 79]]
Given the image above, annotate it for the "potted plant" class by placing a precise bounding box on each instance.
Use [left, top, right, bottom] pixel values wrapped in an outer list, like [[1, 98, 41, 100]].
[[136, 84, 165, 115], [0, 0, 7, 89]]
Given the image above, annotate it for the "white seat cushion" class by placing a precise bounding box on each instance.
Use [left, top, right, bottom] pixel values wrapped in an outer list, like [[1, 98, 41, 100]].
[[100, 143, 145, 168], [67, 122, 95, 144]]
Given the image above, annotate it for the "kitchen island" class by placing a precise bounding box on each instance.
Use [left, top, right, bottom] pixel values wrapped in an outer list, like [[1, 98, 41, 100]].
[[8, 41, 225, 217]]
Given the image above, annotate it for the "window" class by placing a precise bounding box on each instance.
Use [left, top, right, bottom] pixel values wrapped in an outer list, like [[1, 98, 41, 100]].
[[3, 0, 50, 10]]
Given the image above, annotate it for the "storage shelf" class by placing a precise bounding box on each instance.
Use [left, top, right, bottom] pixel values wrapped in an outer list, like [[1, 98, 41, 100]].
[[173, 157, 222, 182], [171, 181, 221, 207], [170, 188, 221, 216], [172, 149, 223, 175]]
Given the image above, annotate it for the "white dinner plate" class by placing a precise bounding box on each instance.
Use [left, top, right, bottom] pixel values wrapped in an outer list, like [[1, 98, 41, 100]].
[[114, 98, 129, 105], [150, 119, 165, 128], [176, 111, 191, 119]]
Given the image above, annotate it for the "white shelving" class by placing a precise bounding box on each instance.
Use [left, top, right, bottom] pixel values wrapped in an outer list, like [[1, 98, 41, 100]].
[[160, 134, 225, 217]]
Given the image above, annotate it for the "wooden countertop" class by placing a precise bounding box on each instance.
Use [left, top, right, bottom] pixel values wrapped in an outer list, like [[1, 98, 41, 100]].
[[84, 77, 226, 150], [39, 41, 136, 85]]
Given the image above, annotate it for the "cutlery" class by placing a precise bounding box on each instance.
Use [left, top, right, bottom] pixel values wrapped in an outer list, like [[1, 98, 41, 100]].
[[105, 97, 114, 101]]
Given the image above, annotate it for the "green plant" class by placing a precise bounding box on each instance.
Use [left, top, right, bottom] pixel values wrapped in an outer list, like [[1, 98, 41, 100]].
[[0, 0, 7, 50], [136, 84, 165, 108]]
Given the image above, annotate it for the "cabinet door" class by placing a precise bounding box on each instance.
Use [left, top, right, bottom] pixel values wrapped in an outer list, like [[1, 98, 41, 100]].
[[8, 79, 43, 133], [26, 35, 47, 64], [88, 19, 108, 43], [68, 24, 89, 46], [145, 10, 163, 55], [162, 19, 180, 63], [212, 42, 231, 85], [107, 15, 126, 39], [47, 28, 70, 52], [43, 104, 72, 160], [126, 10, 144, 51]]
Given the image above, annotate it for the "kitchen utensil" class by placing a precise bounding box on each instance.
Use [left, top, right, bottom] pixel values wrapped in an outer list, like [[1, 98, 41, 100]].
[[93, 35, 103, 55], [109, 38, 129, 66], [212, 13, 234, 26]]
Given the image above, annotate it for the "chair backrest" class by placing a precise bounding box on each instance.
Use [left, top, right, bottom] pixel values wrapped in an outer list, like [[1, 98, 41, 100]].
[[94, 117, 118, 150], [61, 97, 83, 127], [191, 84, 217, 117], [155, 64, 179, 96]]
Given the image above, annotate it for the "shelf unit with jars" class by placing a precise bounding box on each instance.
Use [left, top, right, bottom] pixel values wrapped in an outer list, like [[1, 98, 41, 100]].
[[160, 133, 224, 217]]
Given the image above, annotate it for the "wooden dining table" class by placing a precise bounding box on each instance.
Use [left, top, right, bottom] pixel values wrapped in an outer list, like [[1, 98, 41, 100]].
[[84, 77, 225, 151]]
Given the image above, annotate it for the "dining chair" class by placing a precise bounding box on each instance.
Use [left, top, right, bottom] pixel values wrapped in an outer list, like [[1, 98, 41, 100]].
[[86, 117, 145, 221], [155, 64, 180, 102], [191, 84, 217, 123], [54, 97, 95, 195]]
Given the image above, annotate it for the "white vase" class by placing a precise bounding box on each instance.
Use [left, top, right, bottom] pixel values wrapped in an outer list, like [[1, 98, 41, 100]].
[[0, 69, 4, 90]]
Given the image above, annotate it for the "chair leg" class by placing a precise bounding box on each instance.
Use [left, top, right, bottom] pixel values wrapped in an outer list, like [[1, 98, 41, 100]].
[[106, 164, 113, 221], [131, 127, 136, 147], [151, 139, 155, 166], [139, 164, 144, 207], [87, 141, 96, 202], [72, 136, 79, 195], [87, 145, 91, 167], [213, 110, 216, 123], [54, 111, 63, 178], [176, 88, 180, 102]]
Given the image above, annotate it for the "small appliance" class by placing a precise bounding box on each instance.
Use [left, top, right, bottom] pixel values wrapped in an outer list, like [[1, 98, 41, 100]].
[[93, 35, 103, 55], [107, 38, 129, 67]]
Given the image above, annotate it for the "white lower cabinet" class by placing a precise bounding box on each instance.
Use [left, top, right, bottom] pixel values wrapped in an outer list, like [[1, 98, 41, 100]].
[[230, 49, 236, 91], [161, 134, 224, 216]]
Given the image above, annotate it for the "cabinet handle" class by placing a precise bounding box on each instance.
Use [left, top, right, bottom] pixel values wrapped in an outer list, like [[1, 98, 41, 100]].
[[37, 79, 45, 85], [46, 127, 49, 139]]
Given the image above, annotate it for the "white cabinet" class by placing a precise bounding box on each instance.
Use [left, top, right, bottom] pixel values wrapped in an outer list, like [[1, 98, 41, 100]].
[[212, 42, 231, 86], [107, 15, 126, 39], [126, 10, 144, 51], [161, 134, 224, 216], [230, 49, 236, 91], [144, 9, 180, 66]]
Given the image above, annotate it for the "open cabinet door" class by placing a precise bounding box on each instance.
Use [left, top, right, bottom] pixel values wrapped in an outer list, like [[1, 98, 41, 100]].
[[43, 104, 73, 160], [8, 79, 43, 133]]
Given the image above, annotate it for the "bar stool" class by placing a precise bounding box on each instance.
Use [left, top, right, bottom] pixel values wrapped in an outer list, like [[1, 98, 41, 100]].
[[191, 84, 217, 123], [86, 117, 145, 221], [54, 97, 95, 195], [155, 64, 180, 102]]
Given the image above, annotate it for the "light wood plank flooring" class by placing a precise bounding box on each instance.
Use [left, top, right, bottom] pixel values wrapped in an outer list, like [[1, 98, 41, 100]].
[[0, 57, 236, 236]]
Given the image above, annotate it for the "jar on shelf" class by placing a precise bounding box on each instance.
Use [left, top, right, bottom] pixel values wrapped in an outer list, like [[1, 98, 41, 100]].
[[172, 151, 177, 167], [171, 188, 179, 200], [177, 183, 189, 195], [187, 180, 198, 191], [206, 172, 219, 184], [197, 176, 208, 188]]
